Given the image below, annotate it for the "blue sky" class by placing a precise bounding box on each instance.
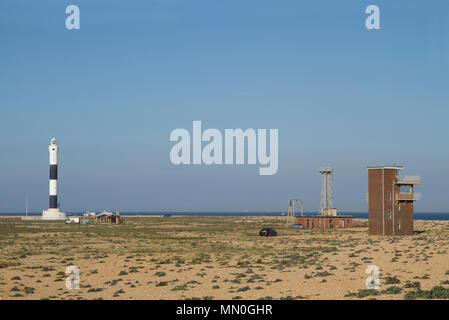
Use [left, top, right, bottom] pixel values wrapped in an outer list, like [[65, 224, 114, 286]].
[[1, 0, 448, 213]]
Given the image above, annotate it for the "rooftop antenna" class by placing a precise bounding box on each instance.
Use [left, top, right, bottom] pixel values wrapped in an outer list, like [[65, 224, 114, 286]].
[[318, 167, 334, 216]]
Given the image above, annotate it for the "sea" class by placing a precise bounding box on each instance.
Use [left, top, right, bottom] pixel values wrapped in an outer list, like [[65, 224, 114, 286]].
[[2, 212, 449, 220]]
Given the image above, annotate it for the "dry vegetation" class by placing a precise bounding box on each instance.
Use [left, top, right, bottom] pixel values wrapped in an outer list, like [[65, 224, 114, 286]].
[[1, 216, 449, 300]]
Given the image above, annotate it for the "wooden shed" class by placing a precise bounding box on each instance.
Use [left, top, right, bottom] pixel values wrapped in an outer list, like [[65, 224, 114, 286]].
[[95, 211, 122, 224]]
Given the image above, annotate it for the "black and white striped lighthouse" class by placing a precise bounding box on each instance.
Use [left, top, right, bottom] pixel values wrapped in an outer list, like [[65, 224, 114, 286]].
[[49, 137, 58, 209], [42, 137, 67, 220]]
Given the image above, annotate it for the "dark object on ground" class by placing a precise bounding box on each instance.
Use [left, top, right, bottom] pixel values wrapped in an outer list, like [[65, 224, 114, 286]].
[[259, 228, 277, 237], [291, 223, 306, 229]]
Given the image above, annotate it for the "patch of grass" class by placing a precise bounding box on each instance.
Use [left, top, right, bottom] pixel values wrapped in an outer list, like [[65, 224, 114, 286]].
[[41, 266, 55, 272], [172, 284, 188, 291], [156, 281, 168, 287], [0, 261, 20, 268], [105, 278, 123, 286], [404, 286, 449, 300], [155, 271, 166, 277], [237, 286, 250, 292], [345, 289, 380, 298], [315, 271, 333, 277], [384, 276, 400, 285], [129, 267, 139, 273], [382, 286, 402, 295], [24, 286, 35, 294], [403, 281, 421, 290], [12, 293, 24, 297], [113, 289, 125, 297]]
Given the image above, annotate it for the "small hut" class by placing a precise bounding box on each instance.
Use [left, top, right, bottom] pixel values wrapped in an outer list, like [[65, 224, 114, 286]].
[[95, 211, 122, 224]]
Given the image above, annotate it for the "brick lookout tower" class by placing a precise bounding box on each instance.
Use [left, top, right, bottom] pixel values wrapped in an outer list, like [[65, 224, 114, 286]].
[[367, 165, 421, 236]]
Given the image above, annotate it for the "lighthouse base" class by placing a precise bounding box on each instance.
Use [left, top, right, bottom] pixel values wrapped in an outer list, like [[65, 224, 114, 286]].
[[42, 208, 67, 220]]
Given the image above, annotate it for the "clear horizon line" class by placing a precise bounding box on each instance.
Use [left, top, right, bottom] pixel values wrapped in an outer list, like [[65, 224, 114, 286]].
[[2, 210, 448, 214]]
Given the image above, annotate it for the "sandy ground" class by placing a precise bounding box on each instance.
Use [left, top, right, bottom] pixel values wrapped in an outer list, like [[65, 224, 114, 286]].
[[0, 216, 448, 300]]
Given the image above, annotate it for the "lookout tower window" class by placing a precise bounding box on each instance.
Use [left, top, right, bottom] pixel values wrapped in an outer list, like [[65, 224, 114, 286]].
[[400, 185, 412, 193]]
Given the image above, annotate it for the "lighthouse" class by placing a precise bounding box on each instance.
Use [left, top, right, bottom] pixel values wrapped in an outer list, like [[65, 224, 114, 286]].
[[42, 137, 67, 220]]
